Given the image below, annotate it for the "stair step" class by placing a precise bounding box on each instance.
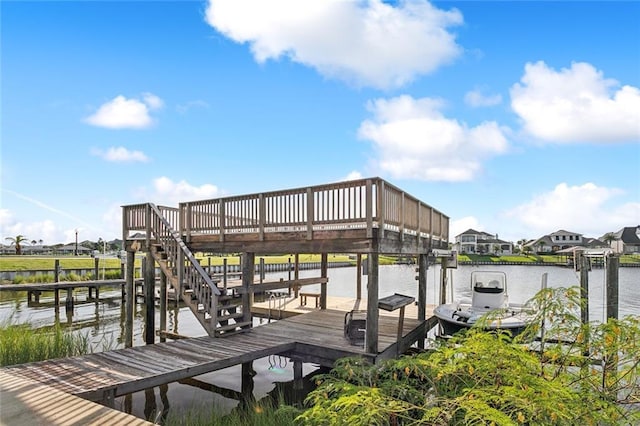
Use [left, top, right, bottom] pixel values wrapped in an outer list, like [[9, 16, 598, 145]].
[[216, 303, 242, 312], [214, 321, 252, 336], [219, 294, 242, 302], [218, 312, 244, 322]]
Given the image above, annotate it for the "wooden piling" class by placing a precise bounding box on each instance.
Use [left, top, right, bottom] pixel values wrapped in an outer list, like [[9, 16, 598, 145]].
[[606, 255, 619, 321], [94, 257, 99, 281], [242, 253, 255, 325], [366, 253, 379, 355], [144, 251, 155, 345], [125, 250, 135, 348], [54, 259, 60, 283], [160, 272, 167, 343], [356, 254, 362, 300], [320, 253, 328, 309], [293, 359, 303, 391], [579, 252, 590, 326]]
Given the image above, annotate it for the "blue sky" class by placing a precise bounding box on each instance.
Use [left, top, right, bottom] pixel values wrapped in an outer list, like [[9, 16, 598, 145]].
[[2, 0, 639, 246]]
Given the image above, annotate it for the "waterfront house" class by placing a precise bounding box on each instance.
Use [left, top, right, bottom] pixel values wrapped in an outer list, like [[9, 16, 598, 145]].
[[453, 229, 513, 255], [526, 230, 606, 253], [608, 226, 640, 254]]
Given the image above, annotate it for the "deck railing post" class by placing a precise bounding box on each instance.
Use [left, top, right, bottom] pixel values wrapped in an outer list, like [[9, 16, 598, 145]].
[[306, 188, 313, 240], [378, 180, 385, 238], [366, 180, 373, 238], [259, 194, 265, 241]]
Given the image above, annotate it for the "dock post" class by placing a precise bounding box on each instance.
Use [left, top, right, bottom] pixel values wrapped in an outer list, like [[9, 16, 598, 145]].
[[54, 289, 59, 308], [125, 250, 135, 348], [160, 271, 167, 343], [417, 253, 428, 349], [293, 359, 303, 392], [293, 254, 300, 298], [144, 251, 155, 344], [439, 257, 449, 305], [241, 361, 256, 407], [578, 252, 590, 326], [65, 288, 73, 312], [223, 258, 228, 291], [366, 252, 379, 355], [94, 257, 99, 281], [320, 253, 328, 309], [54, 259, 60, 282], [606, 254, 619, 321], [356, 254, 362, 300], [241, 252, 255, 325]]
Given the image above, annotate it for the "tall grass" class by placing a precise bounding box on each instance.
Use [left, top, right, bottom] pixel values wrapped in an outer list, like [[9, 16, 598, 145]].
[[0, 320, 90, 366]]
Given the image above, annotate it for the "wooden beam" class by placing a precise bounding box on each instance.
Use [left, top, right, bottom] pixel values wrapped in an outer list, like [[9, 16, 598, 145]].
[[144, 251, 155, 345], [366, 253, 379, 354], [125, 250, 135, 348]]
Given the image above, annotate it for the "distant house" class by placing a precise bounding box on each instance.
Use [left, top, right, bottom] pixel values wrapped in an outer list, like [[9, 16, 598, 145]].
[[608, 226, 640, 254], [526, 230, 606, 253], [454, 229, 513, 255], [21, 245, 52, 255], [54, 244, 92, 255]]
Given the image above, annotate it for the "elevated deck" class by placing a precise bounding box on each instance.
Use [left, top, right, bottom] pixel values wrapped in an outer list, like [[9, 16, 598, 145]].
[[123, 177, 449, 255]]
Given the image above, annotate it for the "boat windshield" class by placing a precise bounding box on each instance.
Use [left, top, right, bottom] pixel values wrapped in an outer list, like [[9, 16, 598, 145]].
[[471, 272, 506, 293]]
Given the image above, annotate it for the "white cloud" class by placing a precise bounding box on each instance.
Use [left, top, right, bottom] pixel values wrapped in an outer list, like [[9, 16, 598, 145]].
[[504, 182, 640, 238], [85, 94, 164, 129], [358, 95, 509, 182], [150, 177, 222, 206], [464, 88, 502, 107], [511, 61, 640, 143], [91, 146, 150, 163], [0, 209, 64, 245], [205, 0, 463, 89], [343, 171, 363, 181]]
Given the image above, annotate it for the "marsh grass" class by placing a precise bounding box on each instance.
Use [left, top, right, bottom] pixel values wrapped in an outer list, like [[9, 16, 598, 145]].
[[0, 319, 90, 366]]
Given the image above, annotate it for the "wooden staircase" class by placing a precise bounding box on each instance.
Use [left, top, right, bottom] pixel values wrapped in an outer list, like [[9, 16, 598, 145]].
[[144, 204, 252, 337]]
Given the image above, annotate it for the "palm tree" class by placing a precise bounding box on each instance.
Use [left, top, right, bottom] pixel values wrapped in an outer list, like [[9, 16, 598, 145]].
[[5, 235, 28, 255]]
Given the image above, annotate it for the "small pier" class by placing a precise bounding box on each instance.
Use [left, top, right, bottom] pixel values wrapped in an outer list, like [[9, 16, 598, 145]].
[[1, 309, 435, 405]]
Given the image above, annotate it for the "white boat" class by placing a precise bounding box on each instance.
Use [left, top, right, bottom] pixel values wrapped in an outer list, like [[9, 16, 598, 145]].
[[433, 271, 537, 337]]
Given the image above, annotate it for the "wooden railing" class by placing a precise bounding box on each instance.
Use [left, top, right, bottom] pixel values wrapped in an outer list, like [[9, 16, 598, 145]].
[[178, 177, 449, 244]]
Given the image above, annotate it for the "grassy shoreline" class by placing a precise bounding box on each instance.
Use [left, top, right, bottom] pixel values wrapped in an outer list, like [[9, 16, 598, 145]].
[[2, 252, 638, 272]]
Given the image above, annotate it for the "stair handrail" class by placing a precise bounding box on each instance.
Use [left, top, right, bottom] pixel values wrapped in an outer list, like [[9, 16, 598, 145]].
[[148, 203, 221, 298]]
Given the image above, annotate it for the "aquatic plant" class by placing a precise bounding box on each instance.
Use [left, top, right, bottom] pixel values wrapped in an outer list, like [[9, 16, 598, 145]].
[[0, 319, 90, 366]]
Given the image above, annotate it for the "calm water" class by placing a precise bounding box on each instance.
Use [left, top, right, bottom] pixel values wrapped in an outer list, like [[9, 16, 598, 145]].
[[1, 264, 638, 421]]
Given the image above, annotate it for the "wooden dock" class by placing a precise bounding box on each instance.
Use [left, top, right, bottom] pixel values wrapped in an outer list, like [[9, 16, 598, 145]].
[[1, 310, 434, 408], [0, 371, 153, 425]]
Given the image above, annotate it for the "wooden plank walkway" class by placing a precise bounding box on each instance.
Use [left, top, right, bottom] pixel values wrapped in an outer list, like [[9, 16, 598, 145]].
[[1, 310, 428, 405], [0, 371, 153, 425]]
